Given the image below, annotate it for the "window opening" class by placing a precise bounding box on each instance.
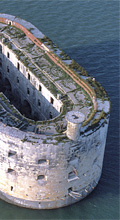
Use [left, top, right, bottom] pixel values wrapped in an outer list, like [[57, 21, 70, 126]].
[[17, 62, 20, 71], [28, 73, 30, 80], [0, 58, 2, 67], [7, 66, 9, 72], [0, 45, 2, 53], [50, 112, 52, 119], [37, 175, 45, 180], [39, 85, 42, 92], [7, 52, 10, 58], [17, 77, 19, 83], [68, 187, 73, 193], [8, 168, 15, 173], [38, 99, 41, 106], [38, 159, 48, 164], [0, 71, 2, 79], [11, 186, 13, 191], [8, 151, 16, 157], [27, 88, 30, 95], [50, 97, 54, 105]]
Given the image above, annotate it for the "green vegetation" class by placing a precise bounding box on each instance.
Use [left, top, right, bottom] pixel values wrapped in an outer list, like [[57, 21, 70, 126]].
[[21, 136, 28, 143], [40, 35, 54, 49], [87, 77, 108, 100], [13, 49, 24, 60], [42, 139, 47, 144], [26, 43, 35, 49], [69, 59, 89, 76], [55, 135, 68, 142], [60, 50, 70, 60], [27, 27, 34, 32], [0, 24, 110, 131], [6, 42, 12, 49], [82, 109, 97, 127], [38, 35, 59, 50], [82, 110, 108, 133], [91, 111, 106, 125], [14, 28, 26, 39]]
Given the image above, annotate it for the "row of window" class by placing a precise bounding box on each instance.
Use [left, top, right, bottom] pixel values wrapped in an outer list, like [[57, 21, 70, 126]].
[[7, 168, 77, 181], [6, 63, 54, 105], [8, 151, 49, 165], [2, 49, 56, 110]]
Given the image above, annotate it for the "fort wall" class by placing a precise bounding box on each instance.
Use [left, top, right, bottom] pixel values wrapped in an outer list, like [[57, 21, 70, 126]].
[[0, 14, 110, 209], [0, 43, 62, 120], [0, 117, 109, 209]]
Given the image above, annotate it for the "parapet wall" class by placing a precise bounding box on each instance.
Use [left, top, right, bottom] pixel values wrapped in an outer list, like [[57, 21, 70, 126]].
[[0, 117, 109, 209]]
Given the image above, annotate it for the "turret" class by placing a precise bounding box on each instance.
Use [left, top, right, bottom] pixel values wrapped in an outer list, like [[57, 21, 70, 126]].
[[66, 111, 85, 141]]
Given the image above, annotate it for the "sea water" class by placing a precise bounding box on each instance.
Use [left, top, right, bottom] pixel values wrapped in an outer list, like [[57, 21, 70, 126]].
[[0, 1, 119, 219]]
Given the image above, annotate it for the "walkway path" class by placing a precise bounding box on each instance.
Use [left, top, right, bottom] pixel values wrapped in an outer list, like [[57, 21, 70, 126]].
[[0, 17, 97, 123]]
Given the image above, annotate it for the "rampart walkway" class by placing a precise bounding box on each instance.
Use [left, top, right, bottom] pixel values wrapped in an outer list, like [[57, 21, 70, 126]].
[[0, 17, 97, 123]]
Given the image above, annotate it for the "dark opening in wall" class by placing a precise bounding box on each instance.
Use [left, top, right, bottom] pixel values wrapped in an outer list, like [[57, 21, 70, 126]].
[[27, 88, 30, 95], [11, 186, 13, 191], [50, 112, 52, 119], [38, 159, 48, 164], [8, 150, 16, 157], [28, 73, 30, 80], [38, 99, 41, 106], [68, 187, 73, 193], [7, 66, 9, 73], [8, 168, 15, 173], [0, 45, 2, 53], [4, 78, 11, 92], [22, 100, 32, 117], [0, 71, 2, 79], [50, 97, 54, 104], [17, 62, 20, 71], [34, 112, 39, 121], [17, 77, 19, 83], [68, 171, 76, 180], [0, 58, 2, 67], [7, 52, 10, 59], [39, 85, 42, 92], [37, 175, 45, 180]]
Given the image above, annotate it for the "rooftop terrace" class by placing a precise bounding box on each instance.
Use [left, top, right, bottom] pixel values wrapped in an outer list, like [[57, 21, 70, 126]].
[[0, 14, 110, 138]]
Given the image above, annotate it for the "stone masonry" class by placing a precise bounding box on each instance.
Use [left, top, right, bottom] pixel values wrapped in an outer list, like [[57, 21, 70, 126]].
[[0, 14, 110, 209]]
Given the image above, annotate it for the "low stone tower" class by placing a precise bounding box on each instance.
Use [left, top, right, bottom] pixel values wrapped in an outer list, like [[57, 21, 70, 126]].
[[66, 111, 85, 141]]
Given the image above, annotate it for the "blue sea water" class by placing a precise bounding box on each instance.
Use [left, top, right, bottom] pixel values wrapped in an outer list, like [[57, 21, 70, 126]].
[[0, 1, 119, 219]]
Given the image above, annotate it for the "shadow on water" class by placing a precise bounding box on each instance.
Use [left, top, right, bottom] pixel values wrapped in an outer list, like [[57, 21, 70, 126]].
[[0, 41, 119, 219]]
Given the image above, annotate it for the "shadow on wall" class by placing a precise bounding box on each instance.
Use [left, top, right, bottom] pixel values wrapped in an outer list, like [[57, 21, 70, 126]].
[[0, 53, 59, 121]]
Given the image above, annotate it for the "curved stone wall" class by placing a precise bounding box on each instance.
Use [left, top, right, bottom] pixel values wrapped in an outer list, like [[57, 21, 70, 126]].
[[0, 13, 110, 209], [0, 117, 109, 209]]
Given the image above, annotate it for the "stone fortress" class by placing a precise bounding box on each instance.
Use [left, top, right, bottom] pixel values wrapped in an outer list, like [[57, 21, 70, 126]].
[[0, 14, 110, 209]]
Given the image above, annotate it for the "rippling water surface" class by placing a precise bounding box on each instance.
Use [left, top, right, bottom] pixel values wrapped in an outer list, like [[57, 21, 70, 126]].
[[0, 1, 119, 219]]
